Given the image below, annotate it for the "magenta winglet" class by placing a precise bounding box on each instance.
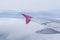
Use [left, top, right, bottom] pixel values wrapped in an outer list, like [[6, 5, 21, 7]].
[[22, 14, 32, 24]]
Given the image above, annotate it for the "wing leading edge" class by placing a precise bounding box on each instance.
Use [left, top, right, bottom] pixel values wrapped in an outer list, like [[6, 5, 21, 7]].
[[22, 14, 60, 25]]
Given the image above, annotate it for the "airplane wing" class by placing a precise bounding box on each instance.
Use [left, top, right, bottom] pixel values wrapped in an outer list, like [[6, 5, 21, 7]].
[[22, 14, 60, 31], [31, 17, 60, 31], [31, 17, 60, 25]]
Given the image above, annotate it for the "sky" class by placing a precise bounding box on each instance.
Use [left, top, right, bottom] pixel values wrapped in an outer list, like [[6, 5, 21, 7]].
[[0, 0, 60, 18], [0, 0, 60, 12]]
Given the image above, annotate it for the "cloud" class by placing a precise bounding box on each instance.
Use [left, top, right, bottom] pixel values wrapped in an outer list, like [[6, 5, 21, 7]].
[[0, 16, 60, 40], [27, 9, 60, 18], [0, 18, 45, 40], [0, 10, 60, 18]]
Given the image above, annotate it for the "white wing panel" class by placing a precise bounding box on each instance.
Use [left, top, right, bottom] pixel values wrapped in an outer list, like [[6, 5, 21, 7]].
[[31, 18, 53, 25], [31, 17, 60, 31]]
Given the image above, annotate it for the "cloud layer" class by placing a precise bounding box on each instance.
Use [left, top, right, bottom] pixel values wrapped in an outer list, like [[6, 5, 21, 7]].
[[0, 18, 46, 40]]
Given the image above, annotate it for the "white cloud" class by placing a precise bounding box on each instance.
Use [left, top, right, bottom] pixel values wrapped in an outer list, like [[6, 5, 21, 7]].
[[0, 18, 45, 40], [0, 18, 60, 40]]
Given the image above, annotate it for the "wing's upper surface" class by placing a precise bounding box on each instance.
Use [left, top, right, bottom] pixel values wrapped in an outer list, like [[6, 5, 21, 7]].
[[31, 17, 60, 31], [31, 18, 60, 25]]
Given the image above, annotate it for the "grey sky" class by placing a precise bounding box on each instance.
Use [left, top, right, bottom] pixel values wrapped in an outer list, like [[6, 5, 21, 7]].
[[0, 0, 60, 12]]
